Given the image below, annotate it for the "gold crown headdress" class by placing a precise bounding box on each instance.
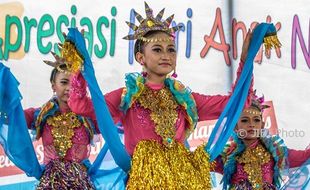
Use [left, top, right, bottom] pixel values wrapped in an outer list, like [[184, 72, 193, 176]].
[[44, 41, 83, 74], [123, 2, 183, 42]]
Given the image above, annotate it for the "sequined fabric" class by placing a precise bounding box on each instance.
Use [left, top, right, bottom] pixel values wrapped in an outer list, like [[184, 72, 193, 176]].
[[61, 41, 83, 73], [127, 140, 213, 190], [235, 143, 271, 189], [119, 73, 199, 144], [222, 137, 289, 189], [36, 159, 95, 190], [231, 180, 252, 190], [137, 86, 179, 147], [263, 35, 281, 51], [47, 112, 81, 157], [231, 180, 276, 190], [133, 103, 150, 128], [70, 73, 87, 98]]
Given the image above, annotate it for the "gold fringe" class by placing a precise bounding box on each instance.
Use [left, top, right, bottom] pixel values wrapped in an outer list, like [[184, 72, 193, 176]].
[[127, 140, 212, 190], [263, 35, 281, 51]]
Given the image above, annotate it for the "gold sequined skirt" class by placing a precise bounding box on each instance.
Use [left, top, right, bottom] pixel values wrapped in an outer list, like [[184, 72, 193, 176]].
[[127, 140, 213, 190]]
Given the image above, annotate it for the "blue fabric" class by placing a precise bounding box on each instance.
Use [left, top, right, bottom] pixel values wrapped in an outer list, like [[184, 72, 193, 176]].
[[206, 23, 278, 161], [164, 77, 198, 127], [30, 99, 57, 138], [221, 132, 289, 189], [280, 158, 310, 190], [119, 72, 145, 113], [0, 61, 125, 189], [83, 143, 127, 189], [0, 62, 43, 180], [87, 143, 109, 175], [65, 28, 131, 173]]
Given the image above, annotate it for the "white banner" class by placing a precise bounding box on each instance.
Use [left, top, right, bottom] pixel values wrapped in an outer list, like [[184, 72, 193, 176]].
[[0, 0, 309, 189]]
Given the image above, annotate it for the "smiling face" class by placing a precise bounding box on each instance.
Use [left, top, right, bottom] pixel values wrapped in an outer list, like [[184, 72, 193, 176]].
[[135, 31, 177, 78], [235, 106, 264, 140]]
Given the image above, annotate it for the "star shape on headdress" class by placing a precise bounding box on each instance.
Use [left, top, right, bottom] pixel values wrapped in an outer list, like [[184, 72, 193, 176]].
[[123, 2, 183, 40]]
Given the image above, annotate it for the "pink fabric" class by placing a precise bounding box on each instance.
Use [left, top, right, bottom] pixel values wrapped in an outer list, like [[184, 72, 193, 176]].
[[230, 161, 274, 185], [288, 148, 310, 168], [24, 105, 92, 164], [231, 140, 274, 185], [230, 143, 310, 185], [24, 107, 37, 129], [68, 61, 253, 155], [213, 140, 274, 184], [214, 141, 310, 186]]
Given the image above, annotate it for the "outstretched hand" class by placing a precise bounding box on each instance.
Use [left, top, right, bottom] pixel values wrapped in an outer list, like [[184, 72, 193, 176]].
[[240, 29, 253, 63]]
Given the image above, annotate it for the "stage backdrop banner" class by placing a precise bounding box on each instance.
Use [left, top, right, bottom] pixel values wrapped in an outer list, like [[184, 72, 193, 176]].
[[0, 0, 309, 189]]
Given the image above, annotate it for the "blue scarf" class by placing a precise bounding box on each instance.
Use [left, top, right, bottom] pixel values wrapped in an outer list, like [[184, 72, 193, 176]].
[[206, 23, 280, 161], [66, 28, 131, 173], [0, 62, 43, 179], [65, 23, 279, 173]]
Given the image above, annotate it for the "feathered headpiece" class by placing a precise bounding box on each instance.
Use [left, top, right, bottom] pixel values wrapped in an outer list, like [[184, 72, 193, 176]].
[[123, 2, 183, 42], [249, 90, 270, 113]]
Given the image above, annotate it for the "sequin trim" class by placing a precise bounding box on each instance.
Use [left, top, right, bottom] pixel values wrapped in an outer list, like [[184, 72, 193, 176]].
[[137, 86, 178, 147], [33, 99, 95, 157], [47, 112, 81, 157], [236, 143, 271, 189], [127, 140, 213, 190], [120, 72, 198, 139], [36, 159, 95, 190], [222, 135, 288, 189]]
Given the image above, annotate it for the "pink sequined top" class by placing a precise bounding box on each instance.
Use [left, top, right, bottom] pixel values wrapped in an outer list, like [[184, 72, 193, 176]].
[[68, 62, 253, 155], [24, 104, 94, 165], [214, 140, 310, 185]]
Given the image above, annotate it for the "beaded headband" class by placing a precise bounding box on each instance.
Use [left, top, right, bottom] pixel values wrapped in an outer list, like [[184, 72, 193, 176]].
[[123, 2, 183, 41]]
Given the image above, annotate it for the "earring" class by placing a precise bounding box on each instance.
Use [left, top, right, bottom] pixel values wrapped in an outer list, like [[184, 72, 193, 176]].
[[141, 70, 147, 77], [52, 91, 57, 99], [141, 62, 147, 77], [171, 69, 177, 78]]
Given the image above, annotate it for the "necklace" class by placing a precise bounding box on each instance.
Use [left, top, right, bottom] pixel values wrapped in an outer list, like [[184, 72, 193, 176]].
[[47, 112, 81, 157], [236, 143, 271, 189], [138, 86, 178, 147]]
